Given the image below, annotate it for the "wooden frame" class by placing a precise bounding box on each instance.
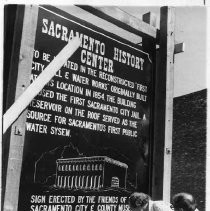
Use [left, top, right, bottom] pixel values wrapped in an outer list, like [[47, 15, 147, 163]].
[[152, 7, 175, 201], [3, 5, 176, 210], [78, 6, 157, 38], [3, 5, 39, 211]]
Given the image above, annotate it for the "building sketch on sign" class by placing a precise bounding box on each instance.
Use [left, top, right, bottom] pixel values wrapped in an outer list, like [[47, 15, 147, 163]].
[[55, 156, 128, 190]]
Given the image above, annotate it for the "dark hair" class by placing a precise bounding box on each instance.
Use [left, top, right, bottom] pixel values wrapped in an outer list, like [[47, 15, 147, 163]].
[[172, 193, 197, 211], [129, 192, 150, 209]]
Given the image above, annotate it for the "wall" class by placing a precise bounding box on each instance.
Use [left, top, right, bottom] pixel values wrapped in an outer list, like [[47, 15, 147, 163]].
[[171, 89, 207, 211]]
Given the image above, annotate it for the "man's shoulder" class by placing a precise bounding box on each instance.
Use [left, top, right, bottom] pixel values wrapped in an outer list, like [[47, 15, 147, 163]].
[[151, 200, 174, 211]]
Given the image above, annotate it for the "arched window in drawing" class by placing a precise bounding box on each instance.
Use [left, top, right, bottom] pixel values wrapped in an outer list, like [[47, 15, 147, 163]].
[[99, 164, 103, 171], [68, 176, 71, 188], [75, 175, 78, 188], [81, 175, 85, 188], [95, 164, 98, 171], [57, 176, 60, 187], [71, 176, 74, 188], [98, 175, 102, 188], [83, 164, 86, 171]]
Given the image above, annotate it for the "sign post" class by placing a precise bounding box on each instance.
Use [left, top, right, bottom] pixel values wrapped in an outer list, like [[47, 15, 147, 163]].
[[152, 6, 175, 202], [3, 5, 39, 211], [3, 5, 180, 211]]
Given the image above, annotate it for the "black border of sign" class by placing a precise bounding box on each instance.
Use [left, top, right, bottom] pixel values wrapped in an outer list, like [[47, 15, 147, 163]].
[[3, 6, 157, 207]]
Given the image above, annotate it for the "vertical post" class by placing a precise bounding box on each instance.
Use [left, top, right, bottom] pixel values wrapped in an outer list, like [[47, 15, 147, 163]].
[[152, 6, 175, 202], [142, 12, 157, 196], [3, 5, 38, 211]]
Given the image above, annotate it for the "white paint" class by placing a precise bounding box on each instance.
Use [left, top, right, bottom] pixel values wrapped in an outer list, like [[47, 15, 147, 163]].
[[3, 37, 81, 133]]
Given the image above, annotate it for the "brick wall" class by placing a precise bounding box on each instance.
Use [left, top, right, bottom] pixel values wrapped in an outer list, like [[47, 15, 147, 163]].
[[171, 89, 207, 211]]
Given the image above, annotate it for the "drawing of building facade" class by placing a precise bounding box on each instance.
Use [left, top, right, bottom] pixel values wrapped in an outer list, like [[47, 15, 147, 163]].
[[55, 156, 128, 189]]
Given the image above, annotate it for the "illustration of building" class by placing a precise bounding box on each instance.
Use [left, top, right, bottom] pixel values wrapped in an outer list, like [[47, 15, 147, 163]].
[[55, 156, 128, 189]]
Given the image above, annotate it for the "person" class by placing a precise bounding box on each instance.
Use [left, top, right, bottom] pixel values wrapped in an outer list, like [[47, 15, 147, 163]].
[[129, 192, 173, 211], [172, 192, 199, 211]]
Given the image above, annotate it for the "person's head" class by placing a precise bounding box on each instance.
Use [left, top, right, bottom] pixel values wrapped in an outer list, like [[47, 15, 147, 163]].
[[129, 192, 151, 211], [172, 193, 198, 211]]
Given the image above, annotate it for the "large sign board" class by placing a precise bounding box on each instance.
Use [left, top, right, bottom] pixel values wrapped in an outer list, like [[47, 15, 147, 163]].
[[18, 5, 154, 211]]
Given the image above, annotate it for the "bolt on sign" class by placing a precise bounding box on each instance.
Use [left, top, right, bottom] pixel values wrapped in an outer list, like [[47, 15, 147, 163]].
[[15, 5, 155, 211]]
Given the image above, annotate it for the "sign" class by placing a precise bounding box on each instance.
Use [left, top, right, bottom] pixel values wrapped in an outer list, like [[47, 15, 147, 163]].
[[18, 5, 154, 211]]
